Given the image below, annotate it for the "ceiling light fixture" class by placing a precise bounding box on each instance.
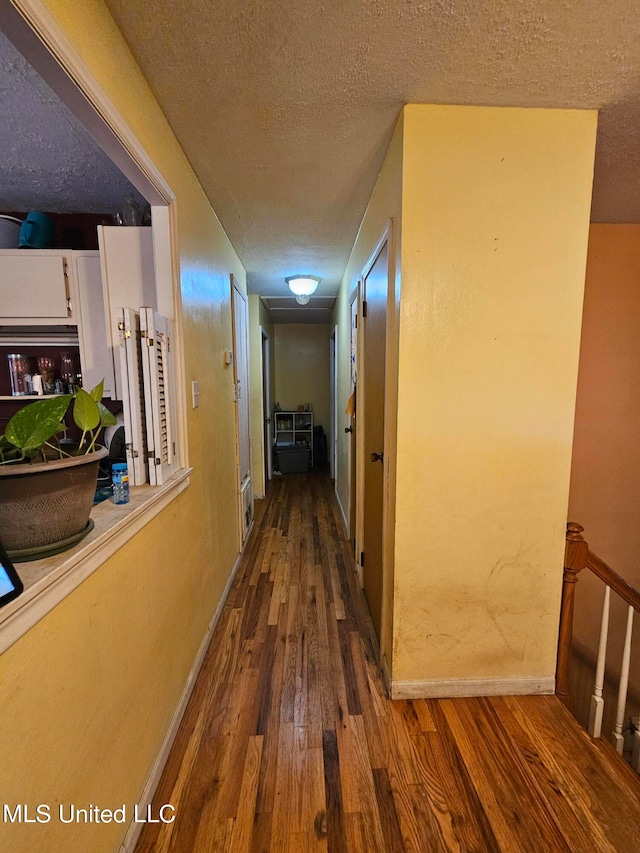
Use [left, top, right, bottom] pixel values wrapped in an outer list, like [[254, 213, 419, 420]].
[[296, 294, 310, 305], [286, 275, 321, 297]]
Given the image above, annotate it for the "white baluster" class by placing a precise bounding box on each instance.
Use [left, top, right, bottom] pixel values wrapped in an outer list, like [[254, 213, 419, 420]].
[[588, 585, 610, 738], [633, 728, 640, 773], [612, 605, 634, 755]]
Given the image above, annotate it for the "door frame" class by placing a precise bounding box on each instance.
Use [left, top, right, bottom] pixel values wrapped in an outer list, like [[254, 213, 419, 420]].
[[348, 282, 360, 573], [355, 220, 397, 673], [261, 327, 273, 484], [330, 324, 338, 479], [231, 275, 252, 549]]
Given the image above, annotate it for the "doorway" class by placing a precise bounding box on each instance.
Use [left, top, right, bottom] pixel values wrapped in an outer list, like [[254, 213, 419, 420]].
[[361, 236, 389, 641]]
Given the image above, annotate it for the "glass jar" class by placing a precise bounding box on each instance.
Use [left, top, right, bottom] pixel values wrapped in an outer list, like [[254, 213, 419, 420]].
[[60, 352, 75, 393], [37, 356, 56, 394], [7, 354, 30, 396]]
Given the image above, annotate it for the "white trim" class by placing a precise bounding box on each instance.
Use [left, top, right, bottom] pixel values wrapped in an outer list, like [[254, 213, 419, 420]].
[[0, 469, 191, 655], [119, 545, 246, 853], [389, 675, 556, 700], [4, 0, 174, 205], [330, 325, 338, 479]]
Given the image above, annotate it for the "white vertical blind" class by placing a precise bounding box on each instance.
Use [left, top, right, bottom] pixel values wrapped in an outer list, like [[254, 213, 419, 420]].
[[140, 307, 177, 486], [117, 307, 148, 486]]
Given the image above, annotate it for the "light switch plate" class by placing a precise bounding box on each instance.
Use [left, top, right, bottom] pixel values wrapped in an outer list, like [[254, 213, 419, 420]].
[[192, 380, 199, 408]]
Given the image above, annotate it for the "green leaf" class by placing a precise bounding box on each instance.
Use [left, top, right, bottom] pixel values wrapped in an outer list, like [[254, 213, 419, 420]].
[[73, 388, 101, 432], [98, 402, 117, 427], [89, 380, 104, 403], [5, 396, 72, 452]]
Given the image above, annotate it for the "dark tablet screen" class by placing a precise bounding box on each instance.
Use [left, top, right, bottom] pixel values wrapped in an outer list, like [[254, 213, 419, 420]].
[[0, 542, 23, 606]]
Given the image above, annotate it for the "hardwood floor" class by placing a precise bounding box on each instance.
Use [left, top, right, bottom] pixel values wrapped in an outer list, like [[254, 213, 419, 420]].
[[135, 471, 640, 852]]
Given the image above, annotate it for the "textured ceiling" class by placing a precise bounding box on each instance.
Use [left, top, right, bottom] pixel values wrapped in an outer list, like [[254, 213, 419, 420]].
[[3, 2, 640, 297], [102, 0, 640, 296], [0, 29, 145, 215]]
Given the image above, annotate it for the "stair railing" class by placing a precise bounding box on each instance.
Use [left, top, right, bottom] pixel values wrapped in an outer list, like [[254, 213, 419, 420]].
[[557, 522, 640, 769]]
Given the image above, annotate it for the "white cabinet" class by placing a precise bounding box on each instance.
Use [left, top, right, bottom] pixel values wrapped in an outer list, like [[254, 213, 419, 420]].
[[72, 251, 116, 398], [0, 229, 155, 402], [0, 250, 75, 324], [97, 226, 156, 400]]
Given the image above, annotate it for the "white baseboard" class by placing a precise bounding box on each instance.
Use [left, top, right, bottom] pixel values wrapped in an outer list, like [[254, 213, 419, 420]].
[[389, 675, 556, 700], [119, 546, 245, 853]]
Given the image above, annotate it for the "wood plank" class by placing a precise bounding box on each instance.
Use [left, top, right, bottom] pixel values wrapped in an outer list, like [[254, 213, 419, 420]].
[[336, 714, 386, 850], [336, 620, 362, 716], [412, 698, 437, 732], [229, 735, 264, 853], [349, 631, 387, 769], [269, 721, 295, 853], [322, 728, 348, 853], [372, 767, 405, 852]]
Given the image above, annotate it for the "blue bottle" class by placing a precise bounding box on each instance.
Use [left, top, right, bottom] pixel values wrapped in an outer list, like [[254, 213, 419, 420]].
[[112, 462, 130, 505]]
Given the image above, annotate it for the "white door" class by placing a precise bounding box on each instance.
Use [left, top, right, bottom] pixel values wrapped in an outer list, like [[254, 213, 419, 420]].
[[231, 277, 252, 543]]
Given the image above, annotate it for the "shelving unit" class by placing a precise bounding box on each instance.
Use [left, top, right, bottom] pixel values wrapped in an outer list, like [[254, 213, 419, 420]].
[[274, 410, 314, 466], [0, 395, 60, 401]]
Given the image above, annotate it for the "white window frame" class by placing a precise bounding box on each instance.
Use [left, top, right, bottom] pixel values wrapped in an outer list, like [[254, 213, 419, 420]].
[[0, 0, 191, 654]]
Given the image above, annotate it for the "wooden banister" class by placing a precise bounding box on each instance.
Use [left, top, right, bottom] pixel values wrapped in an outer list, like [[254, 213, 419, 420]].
[[586, 552, 640, 613], [556, 523, 588, 703], [557, 523, 640, 765], [557, 522, 640, 703]]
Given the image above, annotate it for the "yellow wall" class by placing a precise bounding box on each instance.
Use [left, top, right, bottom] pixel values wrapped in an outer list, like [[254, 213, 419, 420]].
[[333, 114, 404, 661], [248, 296, 274, 497], [393, 104, 597, 686], [0, 2, 245, 851], [273, 324, 331, 433]]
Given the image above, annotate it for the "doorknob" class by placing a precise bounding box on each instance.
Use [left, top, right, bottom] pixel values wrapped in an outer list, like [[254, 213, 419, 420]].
[[370, 451, 384, 463], [344, 426, 353, 433]]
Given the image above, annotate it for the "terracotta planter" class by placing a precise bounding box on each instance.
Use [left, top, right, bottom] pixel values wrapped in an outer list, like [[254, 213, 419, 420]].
[[0, 447, 107, 554]]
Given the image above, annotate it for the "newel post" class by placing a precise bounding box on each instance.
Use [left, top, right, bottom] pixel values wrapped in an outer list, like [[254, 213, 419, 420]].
[[556, 522, 589, 703]]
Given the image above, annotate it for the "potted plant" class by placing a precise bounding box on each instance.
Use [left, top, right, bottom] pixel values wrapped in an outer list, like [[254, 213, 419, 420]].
[[0, 381, 116, 560]]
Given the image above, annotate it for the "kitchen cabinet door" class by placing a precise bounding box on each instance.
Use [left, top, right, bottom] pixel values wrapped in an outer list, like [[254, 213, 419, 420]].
[[72, 252, 117, 398], [97, 226, 156, 400], [0, 251, 75, 324]]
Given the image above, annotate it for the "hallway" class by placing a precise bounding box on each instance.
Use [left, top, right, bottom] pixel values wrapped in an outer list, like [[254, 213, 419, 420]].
[[136, 472, 640, 853]]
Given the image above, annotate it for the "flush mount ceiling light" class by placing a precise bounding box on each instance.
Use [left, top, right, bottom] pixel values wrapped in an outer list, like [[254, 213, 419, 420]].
[[296, 294, 310, 305], [286, 275, 321, 297]]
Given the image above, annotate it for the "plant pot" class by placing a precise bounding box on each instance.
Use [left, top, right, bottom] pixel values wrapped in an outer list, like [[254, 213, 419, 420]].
[[0, 447, 108, 555]]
